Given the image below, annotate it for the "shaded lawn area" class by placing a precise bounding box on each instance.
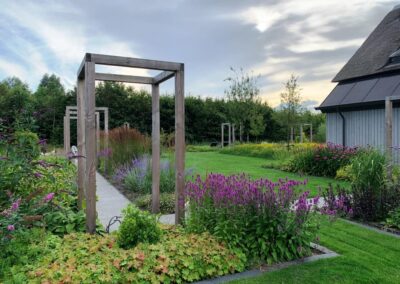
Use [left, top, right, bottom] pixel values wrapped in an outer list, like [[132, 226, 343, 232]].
[[229, 217, 400, 284], [185, 152, 349, 197]]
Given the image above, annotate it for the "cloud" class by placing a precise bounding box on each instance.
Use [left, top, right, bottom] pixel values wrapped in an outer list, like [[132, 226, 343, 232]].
[[0, 0, 397, 108]]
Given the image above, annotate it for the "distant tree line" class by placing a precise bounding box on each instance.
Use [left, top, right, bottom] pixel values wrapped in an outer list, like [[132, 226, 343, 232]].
[[0, 73, 325, 145]]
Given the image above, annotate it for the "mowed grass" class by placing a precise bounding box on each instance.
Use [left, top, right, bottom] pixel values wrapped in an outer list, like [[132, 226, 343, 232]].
[[185, 152, 349, 197], [229, 217, 400, 284]]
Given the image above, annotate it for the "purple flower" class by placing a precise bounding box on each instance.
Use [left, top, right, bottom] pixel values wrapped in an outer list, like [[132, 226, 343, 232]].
[[7, 225, 15, 231], [44, 192, 55, 202], [11, 198, 20, 211], [34, 172, 43, 178], [38, 139, 47, 146]]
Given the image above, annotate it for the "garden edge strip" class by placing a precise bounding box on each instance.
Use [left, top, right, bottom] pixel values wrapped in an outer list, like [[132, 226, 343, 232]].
[[193, 242, 339, 284]]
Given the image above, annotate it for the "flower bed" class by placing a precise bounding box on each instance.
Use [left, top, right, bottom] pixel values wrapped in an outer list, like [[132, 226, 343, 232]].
[[185, 173, 319, 264]]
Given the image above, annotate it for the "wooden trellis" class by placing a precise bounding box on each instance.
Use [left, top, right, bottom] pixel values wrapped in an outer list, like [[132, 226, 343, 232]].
[[77, 53, 185, 233]]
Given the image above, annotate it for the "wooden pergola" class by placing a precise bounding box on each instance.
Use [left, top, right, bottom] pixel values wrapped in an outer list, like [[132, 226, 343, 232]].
[[77, 53, 185, 233]]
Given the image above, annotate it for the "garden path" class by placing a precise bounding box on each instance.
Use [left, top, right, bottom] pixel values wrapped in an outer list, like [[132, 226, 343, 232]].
[[95, 172, 175, 231]]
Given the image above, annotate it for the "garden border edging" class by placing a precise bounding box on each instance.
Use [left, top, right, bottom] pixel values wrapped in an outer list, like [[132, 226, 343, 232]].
[[194, 243, 339, 284]]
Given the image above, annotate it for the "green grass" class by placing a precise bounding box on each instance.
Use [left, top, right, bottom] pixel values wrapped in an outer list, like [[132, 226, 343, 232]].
[[186, 152, 349, 197], [229, 218, 400, 283]]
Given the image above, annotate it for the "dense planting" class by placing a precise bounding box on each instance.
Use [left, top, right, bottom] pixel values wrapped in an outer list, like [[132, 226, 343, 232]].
[[185, 174, 319, 264], [287, 143, 358, 177], [7, 226, 246, 283]]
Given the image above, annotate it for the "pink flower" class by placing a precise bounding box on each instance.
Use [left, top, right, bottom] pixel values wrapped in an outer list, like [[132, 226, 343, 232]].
[[11, 198, 20, 211], [44, 192, 55, 202], [34, 172, 43, 178], [7, 225, 15, 231]]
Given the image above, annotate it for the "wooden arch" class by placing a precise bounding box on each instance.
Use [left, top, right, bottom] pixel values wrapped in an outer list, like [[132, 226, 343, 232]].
[[77, 53, 185, 233]]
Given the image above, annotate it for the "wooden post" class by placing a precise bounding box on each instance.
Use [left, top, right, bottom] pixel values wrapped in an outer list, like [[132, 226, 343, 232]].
[[385, 97, 393, 179], [310, 124, 313, 142], [64, 116, 67, 156], [84, 61, 97, 234], [221, 124, 224, 148], [77, 79, 85, 210], [228, 123, 231, 146], [290, 127, 294, 144], [300, 125, 303, 143], [175, 68, 185, 225], [240, 123, 243, 143], [104, 108, 109, 175], [151, 83, 160, 213], [96, 112, 100, 167], [232, 124, 235, 144]]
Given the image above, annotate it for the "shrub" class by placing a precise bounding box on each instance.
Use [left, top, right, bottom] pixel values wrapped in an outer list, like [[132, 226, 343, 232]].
[[185, 174, 319, 264], [16, 227, 245, 283], [220, 142, 319, 160], [335, 164, 354, 181], [320, 184, 353, 218], [117, 205, 162, 249], [385, 207, 400, 229], [287, 143, 358, 177], [350, 150, 388, 221], [135, 193, 175, 214], [114, 156, 184, 194], [101, 127, 150, 172]]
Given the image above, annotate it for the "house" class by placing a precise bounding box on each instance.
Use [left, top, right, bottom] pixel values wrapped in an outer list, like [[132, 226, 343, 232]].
[[316, 5, 400, 161]]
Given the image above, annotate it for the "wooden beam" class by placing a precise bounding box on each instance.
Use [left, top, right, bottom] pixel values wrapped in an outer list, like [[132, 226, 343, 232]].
[[385, 97, 393, 178], [151, 83, 160, 214], [84, 61, 97, 234], [63, 116, 68, 156], [174, 68, 185, 225], [77, 78, 85, 210], [89, 53, 183, 71], [153, 71, 175, 84], [104, 108, 109, 175], [95, 72, 154, 84], [96, 112, 100, 167]]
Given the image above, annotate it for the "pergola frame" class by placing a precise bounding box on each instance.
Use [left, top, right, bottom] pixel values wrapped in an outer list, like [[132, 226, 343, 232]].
[[221, 123, 232, 147], [77, 53, 185, 233]]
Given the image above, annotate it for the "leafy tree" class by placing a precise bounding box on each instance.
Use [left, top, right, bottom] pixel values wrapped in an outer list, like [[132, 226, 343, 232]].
[[0, 77, 34, 131], [33, 74, 68, 144], [224, 68, 263, 142], [280, 74, 303, 144]]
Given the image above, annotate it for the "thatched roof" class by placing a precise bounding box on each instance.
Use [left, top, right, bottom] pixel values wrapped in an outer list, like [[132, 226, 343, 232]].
[[333, 5, 400, 82], [317, 5, 400, 112]]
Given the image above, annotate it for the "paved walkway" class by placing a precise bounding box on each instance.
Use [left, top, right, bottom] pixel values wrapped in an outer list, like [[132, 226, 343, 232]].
[[96, 172, 131, 231], [95, 171, 175, 231]]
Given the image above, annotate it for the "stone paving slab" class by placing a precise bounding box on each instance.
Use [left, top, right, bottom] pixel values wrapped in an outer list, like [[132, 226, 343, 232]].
[[96, 172, 131, 231]]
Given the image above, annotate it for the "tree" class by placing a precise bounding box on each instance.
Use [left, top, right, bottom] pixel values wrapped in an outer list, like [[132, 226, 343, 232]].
[[33, 74, 68, 144], [280, 74, 302, 144], [0, 77, 35, 131], [224, 68, 262, 142]]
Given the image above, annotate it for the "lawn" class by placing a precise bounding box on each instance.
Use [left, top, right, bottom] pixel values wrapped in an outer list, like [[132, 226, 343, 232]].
[[230, 217, 400, 284], [185, 152, 349, 197], [186, 151, 400, 283]]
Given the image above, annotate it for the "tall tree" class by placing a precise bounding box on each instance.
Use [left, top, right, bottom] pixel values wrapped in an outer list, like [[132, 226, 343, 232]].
[[224, 67, 262, 142], [34, 74, 67, 144], [280, 74, 302, 144]]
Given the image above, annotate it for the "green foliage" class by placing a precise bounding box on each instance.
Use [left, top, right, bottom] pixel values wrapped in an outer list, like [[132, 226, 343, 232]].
[[119, 156, 176, 194], [186, 145, 219, 152], [104, 127, 151, 172], [9, 226, 245, 283], [0, 228, 61, 281], [43, 209, 86, 235], [287, 143, 358, 177], [135, 193, 175, 214], [335, 164, 354, 181], [117, 205, 162, 249], [385, 207, 400, 229], [221, 142, 319, 160], [12, 131, 41, 160], [185, 174, 319, 264], [349, 149, 388, 221], [314, 122, 326, 142]]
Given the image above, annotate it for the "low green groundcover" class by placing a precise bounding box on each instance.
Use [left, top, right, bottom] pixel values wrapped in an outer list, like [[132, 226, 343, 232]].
[[7, 225, 246, 283]]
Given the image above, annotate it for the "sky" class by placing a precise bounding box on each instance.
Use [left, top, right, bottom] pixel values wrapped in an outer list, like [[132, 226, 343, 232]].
[[0, 0, 398, 108]]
